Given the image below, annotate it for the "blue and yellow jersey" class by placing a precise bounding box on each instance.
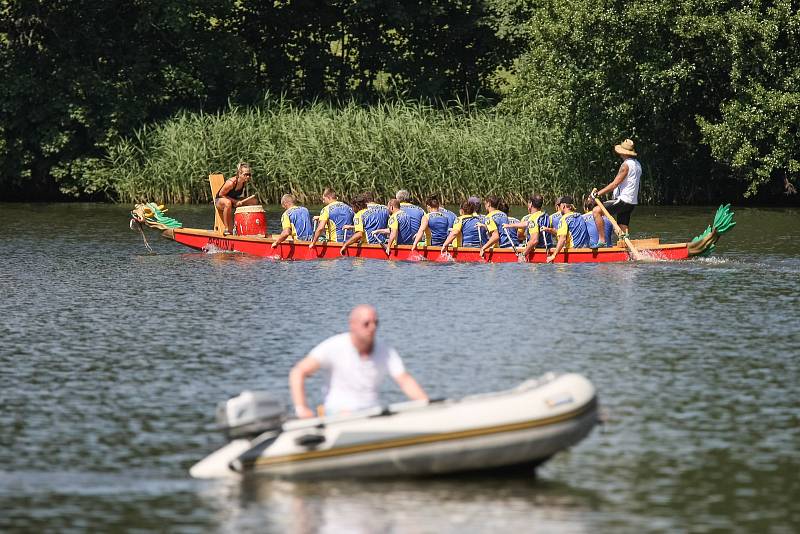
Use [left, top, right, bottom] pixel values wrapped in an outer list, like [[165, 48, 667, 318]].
[[319, 201, 355, 242], [439, 207, 457, 229], [421, 211, 451, 246], [388, 210, 416, 245], [366, 203, 390, 231], [485, 210, 519, 248], [281, 206, 313, 240], [451, 214, 488, 247], [549, 212, 562, 231], [399, 202, 424, 234], [581, 213, 613, 246], [354, 206, 389, 244], [522, 210, 553, 247], [556, 211, 590, 248]]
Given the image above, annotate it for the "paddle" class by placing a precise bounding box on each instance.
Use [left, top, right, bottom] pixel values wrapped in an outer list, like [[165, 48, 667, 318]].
[[503, 226, 524, 261], [593, 197, 644, 261]]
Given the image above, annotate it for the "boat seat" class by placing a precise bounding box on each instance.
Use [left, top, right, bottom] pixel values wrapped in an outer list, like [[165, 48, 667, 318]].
[[209, 173, 226, 234]]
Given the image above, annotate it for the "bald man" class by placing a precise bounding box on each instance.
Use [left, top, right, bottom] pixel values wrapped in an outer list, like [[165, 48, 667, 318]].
[[290, 305, 428, 418]]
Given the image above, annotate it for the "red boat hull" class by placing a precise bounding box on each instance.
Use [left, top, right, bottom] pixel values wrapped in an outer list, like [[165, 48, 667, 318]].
[[166, 228, 690, 263]]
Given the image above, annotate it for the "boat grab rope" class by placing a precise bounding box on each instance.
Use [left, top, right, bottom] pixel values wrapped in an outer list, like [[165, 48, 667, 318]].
[[129, 217, 154, 253], [687, 204, 736, 256]]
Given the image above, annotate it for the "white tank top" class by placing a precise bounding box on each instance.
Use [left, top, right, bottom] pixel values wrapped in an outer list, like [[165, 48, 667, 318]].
[[613, 158, 641, 204]]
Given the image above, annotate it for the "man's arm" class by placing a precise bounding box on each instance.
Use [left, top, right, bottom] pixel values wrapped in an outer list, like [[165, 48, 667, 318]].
[[523, 231, 539, 256], [339, 231, 364, 254], [272, 228, 291, 248], [440, 228, 458, 252], [308, 218, 327, 247], [596, 162, 629, 197], [411, 217, 429, 249], [480, 230, 500, 256], [387, 226, 399, 248], [547, 235, 566, 263], [394, 372, 428, 401], [289, 356, 322, 418]]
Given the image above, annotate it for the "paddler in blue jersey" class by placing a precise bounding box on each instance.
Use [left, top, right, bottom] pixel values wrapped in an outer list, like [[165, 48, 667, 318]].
[[479, 195, 519, 257], [309, 187, 355, 246], [272, 194, 314, 249], [363, 192, 390, 233], [395, 189, 425, 234], [582, 196, 613, 247], [439, 203, 457, 229], [440, 199, 488, 253], [411, 195, 454, 249], [339, 194, 390, 254], [374, 199, 416, 247], [504, 194, 552, 258], [546, 196, 591, 263]]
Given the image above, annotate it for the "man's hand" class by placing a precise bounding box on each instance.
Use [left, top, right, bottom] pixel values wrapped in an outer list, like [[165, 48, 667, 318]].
[[339, 245, 347, 256], [295, 405, 315, 419], [308, 242, 315, 249], [546, 254, 556, 263], [479, 247, 486, 258], [271, 242, 278, 249], [590, 188, 599, 200]]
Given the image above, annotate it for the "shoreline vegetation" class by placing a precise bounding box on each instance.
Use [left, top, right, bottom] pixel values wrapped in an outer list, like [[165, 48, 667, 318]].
[[2, 1, 798, 205], [108, 99, 608, 206]]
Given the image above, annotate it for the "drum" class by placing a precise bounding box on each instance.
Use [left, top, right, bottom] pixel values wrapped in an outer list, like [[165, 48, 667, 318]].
[[234, 205, 267, 236]]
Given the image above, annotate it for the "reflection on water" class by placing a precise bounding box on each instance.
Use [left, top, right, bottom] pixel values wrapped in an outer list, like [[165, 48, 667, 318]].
[[1, 203, 799, 532], [198, 475, 599, 534]]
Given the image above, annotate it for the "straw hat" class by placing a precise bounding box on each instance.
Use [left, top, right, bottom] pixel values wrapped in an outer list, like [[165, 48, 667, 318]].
[[614, 139, 637, 157]]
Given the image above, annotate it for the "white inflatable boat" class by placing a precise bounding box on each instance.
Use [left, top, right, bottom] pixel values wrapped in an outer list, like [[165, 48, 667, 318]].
[[190, 372, 598, 480]]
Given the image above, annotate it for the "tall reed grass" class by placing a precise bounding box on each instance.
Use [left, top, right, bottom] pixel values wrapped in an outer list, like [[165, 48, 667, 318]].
[[107, 98, 597, 205]]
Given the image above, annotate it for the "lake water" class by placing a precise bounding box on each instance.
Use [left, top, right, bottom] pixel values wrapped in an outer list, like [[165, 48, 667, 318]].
[[1, 203, 798, 532]]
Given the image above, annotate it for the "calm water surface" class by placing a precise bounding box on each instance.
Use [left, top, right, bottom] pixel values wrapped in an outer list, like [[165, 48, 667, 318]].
[[1, 203, 798, 533]]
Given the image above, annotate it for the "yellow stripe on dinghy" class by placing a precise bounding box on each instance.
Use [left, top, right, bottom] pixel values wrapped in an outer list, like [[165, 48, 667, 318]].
[[253, 397, 597, 468]]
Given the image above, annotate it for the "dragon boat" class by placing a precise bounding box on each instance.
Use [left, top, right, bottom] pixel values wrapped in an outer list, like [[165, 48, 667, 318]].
[[130, 202, 735, 263], [190, 372, 598, 480]]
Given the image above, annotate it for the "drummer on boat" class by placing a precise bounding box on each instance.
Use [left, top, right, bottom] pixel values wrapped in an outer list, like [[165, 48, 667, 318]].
[[289, 304, 428, 418], [214, 162, 258, 235], [272, 194, 314, 248]]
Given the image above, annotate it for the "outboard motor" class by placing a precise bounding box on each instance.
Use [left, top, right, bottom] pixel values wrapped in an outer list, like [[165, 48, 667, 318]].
[[216, 391, 286, 440]]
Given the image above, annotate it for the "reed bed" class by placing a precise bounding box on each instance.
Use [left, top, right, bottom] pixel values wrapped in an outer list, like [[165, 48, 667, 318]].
[[107, 99, 596, 205]]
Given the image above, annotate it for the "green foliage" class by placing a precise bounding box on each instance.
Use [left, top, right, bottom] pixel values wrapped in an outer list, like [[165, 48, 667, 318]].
[[104, 99, 586, 205], [0, 0, 249, 198], [698, 1, 800, 197], [0, 0, 508, 199], [496, 0, 799, 202]]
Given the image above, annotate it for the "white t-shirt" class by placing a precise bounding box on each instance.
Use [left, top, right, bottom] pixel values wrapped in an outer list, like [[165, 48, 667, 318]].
[[613, 157, 642, 204], [309, 333, 406, 414]]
